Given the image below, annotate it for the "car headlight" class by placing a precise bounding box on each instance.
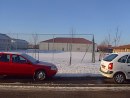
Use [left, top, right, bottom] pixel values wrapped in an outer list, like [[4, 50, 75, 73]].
[[51, 65, 57, 70]]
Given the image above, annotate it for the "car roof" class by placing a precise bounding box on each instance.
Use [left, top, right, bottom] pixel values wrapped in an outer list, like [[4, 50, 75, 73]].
[[112, 52, 130, 56], [0, 52, 24, 55]]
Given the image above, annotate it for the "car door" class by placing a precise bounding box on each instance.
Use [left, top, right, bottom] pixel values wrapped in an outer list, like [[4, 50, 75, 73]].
[[11, 54, 33, 76], [0, 54, 11, 75], [125, 55, 130, 78], [117, 55, 130, 78]]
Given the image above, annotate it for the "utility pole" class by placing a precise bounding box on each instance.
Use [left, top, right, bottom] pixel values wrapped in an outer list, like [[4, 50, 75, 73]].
[[92, 35, 95, 63], [69, 28, 75, 65]]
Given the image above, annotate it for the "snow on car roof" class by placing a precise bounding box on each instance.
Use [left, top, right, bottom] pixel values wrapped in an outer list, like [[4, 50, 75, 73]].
[[0, 52, 25, 55]]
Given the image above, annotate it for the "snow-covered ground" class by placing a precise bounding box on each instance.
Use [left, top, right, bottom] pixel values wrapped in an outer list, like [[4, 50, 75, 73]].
[[26, 51, 102, 77], [1, 50, 102, 77]]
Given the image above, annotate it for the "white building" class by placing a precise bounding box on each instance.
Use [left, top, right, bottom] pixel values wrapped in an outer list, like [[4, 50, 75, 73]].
[[39, 38, 97, 52], [0, 33, 11, 50], [11, 39, 28, 49]]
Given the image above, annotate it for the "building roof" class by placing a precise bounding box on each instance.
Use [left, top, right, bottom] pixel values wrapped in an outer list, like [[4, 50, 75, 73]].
[[41, 37, 93, 44], [0, 33, 11, 39], [113, 44, 130, 49], [12, 38, 28, 44]]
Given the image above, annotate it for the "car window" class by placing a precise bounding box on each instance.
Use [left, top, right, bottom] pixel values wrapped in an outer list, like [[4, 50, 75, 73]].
[[118, 55, 128, 63], [12, 54, 27, 63], [0, 54, 10, 62], [127, 56, 130, 63], [21, 53, 37, 64], [103, 54, 118, 62]]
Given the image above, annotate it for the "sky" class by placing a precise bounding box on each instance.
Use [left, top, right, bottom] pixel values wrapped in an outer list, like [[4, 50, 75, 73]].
[[0, 0, 130, 45]]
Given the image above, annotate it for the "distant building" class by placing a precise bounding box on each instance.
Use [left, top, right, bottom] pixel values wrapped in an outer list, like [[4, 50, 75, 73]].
[[97, 45, 113, 53], [113, 44, 130, 52], [39, 37, 97, 52], [28, 44, 39, 49], [0, 33, 11, 50], [11, 39, 29, 49]]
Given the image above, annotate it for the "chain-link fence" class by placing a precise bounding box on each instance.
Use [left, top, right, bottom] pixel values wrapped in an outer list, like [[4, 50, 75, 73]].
[[1, 33, 97, 64]]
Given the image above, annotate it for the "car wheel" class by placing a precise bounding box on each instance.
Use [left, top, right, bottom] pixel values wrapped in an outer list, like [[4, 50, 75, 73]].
[[34, 70, 46, 81], [113, 73, 126, 84]]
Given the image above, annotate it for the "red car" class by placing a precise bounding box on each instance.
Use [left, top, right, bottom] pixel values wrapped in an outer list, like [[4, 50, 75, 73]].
[[0, 52, 58, 81]]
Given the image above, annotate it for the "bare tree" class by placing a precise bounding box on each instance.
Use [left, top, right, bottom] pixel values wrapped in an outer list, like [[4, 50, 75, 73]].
[[32, 33, 38, 59], [98, 39, 109, 52], [113, 27, 121, 47], [99, 33, 111, 51], [98, 39, 110, 61], [106, 33, 111, 46], [98, 27, 121, 61], [99, 27, 122, 51]]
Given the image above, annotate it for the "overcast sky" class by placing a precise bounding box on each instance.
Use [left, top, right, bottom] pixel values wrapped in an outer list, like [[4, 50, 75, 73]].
[[0, 0, 130, 45]]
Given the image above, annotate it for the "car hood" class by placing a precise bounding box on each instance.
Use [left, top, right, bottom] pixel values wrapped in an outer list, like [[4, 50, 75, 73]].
[[36, 61, 55, 67]]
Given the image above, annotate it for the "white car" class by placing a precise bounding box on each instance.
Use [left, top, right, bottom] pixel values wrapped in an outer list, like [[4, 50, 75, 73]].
[[100, 52, 130, 84]]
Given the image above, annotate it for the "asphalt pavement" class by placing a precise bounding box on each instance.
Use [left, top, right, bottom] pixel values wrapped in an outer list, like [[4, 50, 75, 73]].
[[0, 76, 116, 84], [0, 76, 130, 98], [0, 84, 130, 98]]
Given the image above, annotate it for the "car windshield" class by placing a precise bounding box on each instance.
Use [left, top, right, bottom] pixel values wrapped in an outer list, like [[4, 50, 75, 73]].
[[21, 53, 38, 64], [103, 54, 118, 62]]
